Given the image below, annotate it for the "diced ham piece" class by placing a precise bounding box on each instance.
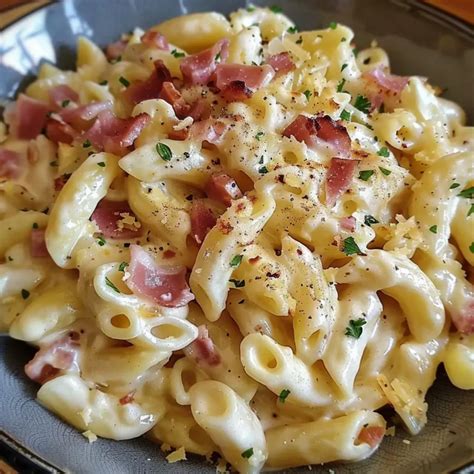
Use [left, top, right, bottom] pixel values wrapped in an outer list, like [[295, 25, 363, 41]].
[[190, 200, 217, 245], [266, 52, 295, 76], [141, 30, 169, 50], [452, 299, 474, 334], [357, 426, 385, 448], [282, 114, 351, 158], [6, 94, 50, 140], [183, 325, 221, 366], [119, 390, 136, 405], [180, 39, 229, 85], [85, 110, 150, 156], [0, 149, 22, 179], [325, 158, 359, 207], [364, 67, 409, 94], [45, 118, 78, 144], [48, 85, 79, 109], [59, 101, 112, 131], [189, 119, 228, 144], [188, 98, 211, 121], [124, 60, 172, 105], [340, 216, 356, 232], [24, 333, 80, 384], [215, 64, 275, 100], [159, 82, 190, 118], [205, 172, 243, 207], [54, 174, 70, 191], [106, 39, 128, 60], [31, 229, 49, 257], [91, 199, 142, 239], [168, 128, 189, 141], [126, 245, 194, 308]]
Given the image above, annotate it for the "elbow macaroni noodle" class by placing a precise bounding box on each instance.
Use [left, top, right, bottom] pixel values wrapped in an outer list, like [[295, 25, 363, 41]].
[[0, 6, 472, 472]]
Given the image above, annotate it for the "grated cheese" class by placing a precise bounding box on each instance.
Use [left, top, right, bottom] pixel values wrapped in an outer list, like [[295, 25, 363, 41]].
[[166, 446, 187, 463], [82, 430, 97, 443]]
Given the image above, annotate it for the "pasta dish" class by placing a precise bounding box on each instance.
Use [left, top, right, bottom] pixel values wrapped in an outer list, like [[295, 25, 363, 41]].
[[0, 5, 473, 472]]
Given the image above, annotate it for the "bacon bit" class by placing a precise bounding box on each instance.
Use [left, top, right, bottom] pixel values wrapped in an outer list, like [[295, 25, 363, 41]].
[[189, 119, 228, 144], [124, 60, 172, 105], [340, 216, 356, 232], [452, 299, 474, 334], [106, 39, 128, 60], [163, 249, 176, 259], [266, 52, 295, 76], [31, 229, 49, 258], [187, 99, 211, 121], [119, 390, 136, 405], [126, 245, 194, 308], [85, 110, 150, 156], [180, 39, 229, 85], [141, 30, 169, 50], [6, 94, 50, 140], [217, 218, 234, 235], [183, 325, 221, 367], [205, 172, 243, 207], [91, 200, 142, 239], [325, 158, 359, 207], [363, 67, 409, 111], [168, 128, 189, 141], [215, 63, 275, 91], [248, 256, 261, 265], [159, 82, 190, 119], [0, 148, 22, 179], [45, 118, 78, 144], [24, 333, 80, 384], [190, 200, 217, 245], [49, 85, 79, 109], [220, 81, 253, 102], [357, 426, 385, 448], [59, 101, 112, 131]]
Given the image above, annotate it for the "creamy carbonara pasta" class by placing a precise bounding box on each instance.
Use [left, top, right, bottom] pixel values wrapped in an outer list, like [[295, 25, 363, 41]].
[[0, 6, 473, 472]]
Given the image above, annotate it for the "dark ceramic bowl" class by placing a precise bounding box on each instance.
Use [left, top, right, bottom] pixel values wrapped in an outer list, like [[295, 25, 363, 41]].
[[0, 1, 473, 473]]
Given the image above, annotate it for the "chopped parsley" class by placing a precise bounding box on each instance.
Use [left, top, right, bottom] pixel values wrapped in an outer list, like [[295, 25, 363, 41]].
[[171, 49, 185, 58], [32, 222, 38, 229], [329, 21, 337, 29], [105, 276, 120, 293], [287, 26, 299, 34], [255, 131, 265, 141], [97, 162, 106, 167], [470, 242, 474, 254], [258, 166, 269, 174], [83, 139, 91, 148], [269, 5, 283, 13], [99, 80, 108, 86], [354, 95, 371, 114], [97, 236, 106, 246], [247, 6, 255, 12], [215, 52, 221, 62], [119, 76, 130, 88], [468, 204, 474, 217], [340, 109, 351, 121], [364, 215, 379, 226], [49, 160, 58, 167], [278, 389, 291, 403], [457, 186, 474, 199], [345, 318, 367, 338], [449, 182, 460, 189], [295, 37, 303, 44], [156, 142, 172, 161], [377, 147, 389, 157], [336, 78, 346, 93], [118, 262, 128, 272], [358, 170, 374, 181], [379, 167, 391, 176], [341, 63, 348, 72], [429, 225, 438, 234], [241, 448, 254, 459], [342, 236, 362, 255], [229, 279, 245, 288], [303, 89, 312, 100], [61, 99, 70, 108], [230, 255, 243, 267], [21, 289, 30, 300]]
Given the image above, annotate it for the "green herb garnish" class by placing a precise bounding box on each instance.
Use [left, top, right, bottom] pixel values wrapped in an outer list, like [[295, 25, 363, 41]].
[[379, 167, 391, 176], [336, 78, 346, 93], [230, 255, 243, 267], [340, 109, 351, 121], [105, 276, 120, 293], [377, 147, 389, 157], [329, 21, 337, 29], [358, 170, 374, 181], [156, 142, 172, 161], [303, 89, 312, 100], [118, 262, 128, 272], [345, 318, 367, 338], [457, 186, 474, 198], [449, 182, 460, 189], [278, 389, 290, 403], [270, 5, 283, 13], [342, 236, 362, 255], [97, 162, 106, 167], [119, 76, 130, 88], [229, 279, 245, 288], [21, 289, 30, 300], [364, 215, 379, 226], [258, 166, 268, 174], [354, 95, 371, 114], [171, 49, 185, 58], [97, 236, 106, 246], [61, 99, 70, 108], [429, 225, 438, 234]]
